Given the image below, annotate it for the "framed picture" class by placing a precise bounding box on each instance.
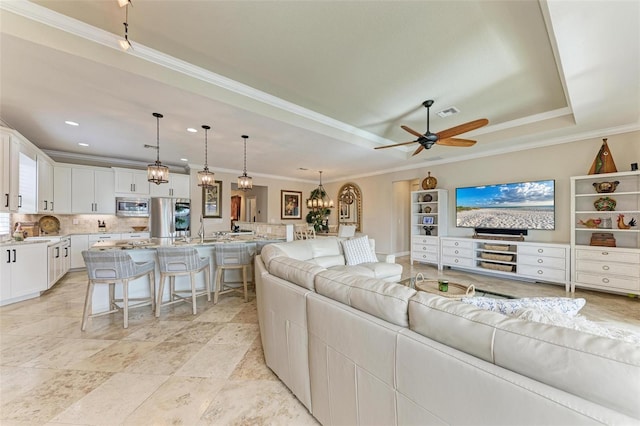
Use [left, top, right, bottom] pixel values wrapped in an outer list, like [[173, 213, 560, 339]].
[[202, 180, 223, 218], [422, 216, 434, 225], [281, 190, 302, 219]]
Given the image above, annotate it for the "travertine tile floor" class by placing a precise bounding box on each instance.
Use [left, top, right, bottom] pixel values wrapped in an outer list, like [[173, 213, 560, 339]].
[[1, 255, 639, 425]]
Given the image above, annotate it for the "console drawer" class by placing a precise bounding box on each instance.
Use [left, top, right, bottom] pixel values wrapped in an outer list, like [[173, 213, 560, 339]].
[[519, 245, 566, 258], [518, 255, 565, 269], [441, 256, 474, 268], [575, 272, 640, 291], [412, 236, 438, 246], [412, 251, 438, 263], [413, 244, 438, 254], [518, 265, 566, 282], [441, 247, 473, 258], [575, 260, 640, 278], [441, 239, 473, 249], [575, 249, 640, 264]]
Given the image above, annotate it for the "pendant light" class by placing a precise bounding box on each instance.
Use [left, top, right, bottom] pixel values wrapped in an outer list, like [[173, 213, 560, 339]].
[[197, 125, 215, 188], [306, 171, 334, 210], [147, 112, 169, 185], [118, 0, 133, 51], [237, 135, 253, 191]]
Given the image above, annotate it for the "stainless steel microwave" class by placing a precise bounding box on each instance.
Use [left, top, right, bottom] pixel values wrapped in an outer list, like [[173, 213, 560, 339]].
[[115, 197, 149, 217]]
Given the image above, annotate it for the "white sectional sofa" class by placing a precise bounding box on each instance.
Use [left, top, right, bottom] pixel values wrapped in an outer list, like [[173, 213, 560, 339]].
[[255, 239, 640, 425]]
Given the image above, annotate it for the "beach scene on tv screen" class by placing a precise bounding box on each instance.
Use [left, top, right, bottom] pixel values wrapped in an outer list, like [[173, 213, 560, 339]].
[[456, 180, 555, 230]]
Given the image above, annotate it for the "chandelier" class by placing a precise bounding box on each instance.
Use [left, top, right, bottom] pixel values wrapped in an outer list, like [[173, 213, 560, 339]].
[[197, 125, 215, 188], [237, 135, 253, 191], [307, 171, 334, 210], [147, 112, 169, 185]]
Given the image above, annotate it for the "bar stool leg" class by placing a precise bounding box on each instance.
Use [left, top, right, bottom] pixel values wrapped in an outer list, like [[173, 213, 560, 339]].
[[190, 271, 197, 315], [81, 281, 95, 331], [205, 265, 211, 302], [149, 271, 156, 312], [214, 267, 223, 305], [109, 283, 116, 310], [123, 280, 129, 329], [156, 274, 166, 318], [242, 265, 248, 303]]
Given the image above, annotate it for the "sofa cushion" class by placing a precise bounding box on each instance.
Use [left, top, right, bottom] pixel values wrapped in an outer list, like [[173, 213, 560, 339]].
[[310, 237, 342, 258], [461, 297, 586, 317], [309, 255, 345, 269], [266, 240, 314, 262], [342, 235, 378, 265], [260, 244, 288, 268], [408, 292, 508, 363], [315, 270, 416, 327], [268, 257, 325, 290]]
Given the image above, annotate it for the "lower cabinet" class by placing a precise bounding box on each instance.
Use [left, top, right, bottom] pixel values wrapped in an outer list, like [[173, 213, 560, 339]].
[[572, 246, 640, 295], [410, 236, 439, 266], [48, 237, 71, 288], [440, 237, 570, 289], [0, 243, 48, 305]]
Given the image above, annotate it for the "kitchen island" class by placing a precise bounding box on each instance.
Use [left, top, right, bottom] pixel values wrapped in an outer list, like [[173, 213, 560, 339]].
[[86, 234, 285, 314]]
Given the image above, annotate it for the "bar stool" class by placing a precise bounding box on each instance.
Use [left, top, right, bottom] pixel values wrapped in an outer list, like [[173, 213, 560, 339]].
[[155, 247, 211, 316], [214, 243, 255, 304], [81, 250, 156, 330]]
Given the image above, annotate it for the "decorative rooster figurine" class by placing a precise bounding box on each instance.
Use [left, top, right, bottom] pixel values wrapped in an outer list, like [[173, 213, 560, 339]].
[[617, 214, 637, 229], [579, 218, 601, 228]]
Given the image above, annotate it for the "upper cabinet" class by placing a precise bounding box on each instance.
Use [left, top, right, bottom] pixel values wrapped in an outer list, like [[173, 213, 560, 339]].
[[149, 173, 190, 199], [0, 131, 20, 212], [114, 168, 150, 196], [37, 154, 54, 213], [53, 165, 72, 214], [71, 166, 115, 214], [18, 150, 37, 214]]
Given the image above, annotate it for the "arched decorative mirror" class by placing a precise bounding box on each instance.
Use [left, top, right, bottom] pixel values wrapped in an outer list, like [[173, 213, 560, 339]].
[[337, 182, 362, 232]]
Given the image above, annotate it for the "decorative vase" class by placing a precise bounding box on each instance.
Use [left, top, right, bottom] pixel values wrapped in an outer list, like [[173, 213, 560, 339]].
[[422, 193, 433, 202], [421, 171, 438, 190], [594, 197, 616, 211], [592, 181, 620, 193]]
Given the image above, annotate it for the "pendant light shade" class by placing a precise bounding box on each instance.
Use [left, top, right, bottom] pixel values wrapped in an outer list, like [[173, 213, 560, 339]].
[[237, 135, 253, 191], [147, 112, 169, 185], [197, 125, 215, 188]]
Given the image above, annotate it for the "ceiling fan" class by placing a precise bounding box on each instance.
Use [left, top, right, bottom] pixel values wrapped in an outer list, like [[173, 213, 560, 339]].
[[375, 100, 489, 156]]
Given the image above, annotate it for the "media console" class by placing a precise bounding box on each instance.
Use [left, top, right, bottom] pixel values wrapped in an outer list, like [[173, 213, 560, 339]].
[[439, 236, 570, 291]]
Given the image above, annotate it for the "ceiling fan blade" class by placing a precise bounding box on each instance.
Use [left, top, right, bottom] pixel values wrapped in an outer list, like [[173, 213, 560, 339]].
[[437, 138, 477, 147], [401, 125, 424, 138], [436, 118, 488, 141], [412, 145, 425, 156], [374, 140, 419, 150]]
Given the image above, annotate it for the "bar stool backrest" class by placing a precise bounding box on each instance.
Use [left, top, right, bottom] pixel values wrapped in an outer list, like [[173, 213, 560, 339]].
[[215, 243, 254, 266], [157, 247, 205, 272], [82, 250, 139, 280]]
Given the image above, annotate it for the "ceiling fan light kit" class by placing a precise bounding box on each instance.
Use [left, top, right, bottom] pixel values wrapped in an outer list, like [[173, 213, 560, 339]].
[[374, 99, 488, 156]]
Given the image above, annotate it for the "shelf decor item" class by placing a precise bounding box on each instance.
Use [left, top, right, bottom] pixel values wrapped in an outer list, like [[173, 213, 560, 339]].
[[588, 138, 618, 175], [592, 181, 619, 193], [423, 206, 432, 213], [421, 171, 438, 190], [594, 196, 616, 211], [590, 232, 616, 247], [422, 193, 433, 202]]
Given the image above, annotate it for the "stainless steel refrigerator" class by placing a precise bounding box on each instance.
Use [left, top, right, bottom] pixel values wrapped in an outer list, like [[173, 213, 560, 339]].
[[149, 197, 191, 240]]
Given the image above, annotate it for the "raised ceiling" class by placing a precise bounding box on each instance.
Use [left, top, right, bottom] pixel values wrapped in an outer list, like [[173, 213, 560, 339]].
[[0, 0, 638, 182]]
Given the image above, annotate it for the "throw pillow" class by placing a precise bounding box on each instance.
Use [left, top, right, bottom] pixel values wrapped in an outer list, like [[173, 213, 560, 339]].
[[342, 235, 378, 266], [460, 296, 586, 317]]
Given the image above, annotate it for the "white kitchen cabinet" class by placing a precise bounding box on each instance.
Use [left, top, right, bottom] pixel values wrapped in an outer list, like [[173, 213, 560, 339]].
[[18, 151, 37, 214], [37, 154, 54, 213], [0, 131, 20, 212], [71, 166, 115, 214], [121, 232, 150, 240], [150, 173, 190, 198], [48, 237, 71, 288], [70, 234, 89, 269], [114, 168, 150, 196], [0, 242, 48, 305], [53, 165, 72, 214]]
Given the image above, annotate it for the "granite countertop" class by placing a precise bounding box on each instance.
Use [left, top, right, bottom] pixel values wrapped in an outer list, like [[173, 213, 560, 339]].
[[89, 235, 285, 250]]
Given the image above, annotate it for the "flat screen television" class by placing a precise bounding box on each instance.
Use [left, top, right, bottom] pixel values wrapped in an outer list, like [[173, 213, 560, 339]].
[[456, 179, 555, 230]]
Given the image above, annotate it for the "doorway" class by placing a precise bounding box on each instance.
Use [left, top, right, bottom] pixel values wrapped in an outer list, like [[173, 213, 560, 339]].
[[230, 184, 268, 223]]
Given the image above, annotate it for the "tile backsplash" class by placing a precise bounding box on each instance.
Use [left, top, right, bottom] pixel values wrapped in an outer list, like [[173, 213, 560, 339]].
[[10, 214, 149, 235]]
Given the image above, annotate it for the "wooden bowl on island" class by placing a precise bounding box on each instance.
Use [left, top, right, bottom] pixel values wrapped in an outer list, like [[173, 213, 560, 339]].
[[131, 226, 148, 232]]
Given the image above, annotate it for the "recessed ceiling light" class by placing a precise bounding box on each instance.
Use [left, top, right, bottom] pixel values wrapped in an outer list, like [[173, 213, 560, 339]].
[[180, 158, 188, 162], [65, 121, 79, 126], [186, 128, 197, 133], [78, 142, 89, 147]]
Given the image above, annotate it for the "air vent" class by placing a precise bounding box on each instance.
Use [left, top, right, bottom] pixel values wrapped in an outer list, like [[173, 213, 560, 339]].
[[436, 106, 460, 118]]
